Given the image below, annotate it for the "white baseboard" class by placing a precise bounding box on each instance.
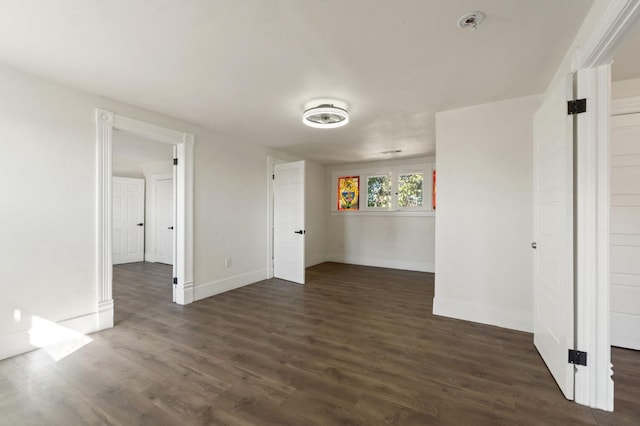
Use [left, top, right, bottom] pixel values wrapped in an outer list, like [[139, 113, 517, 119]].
[[144, 253, 156, 263], [326, 253, 434, 273], [433, 296, 533, 333], [98, 300, 114, 330], [176, 281, 194, 305], [0, 305, 113, 361], [611, 312, 640, 350], [305, 254, 327, 268], [193, 269, 268, 301]]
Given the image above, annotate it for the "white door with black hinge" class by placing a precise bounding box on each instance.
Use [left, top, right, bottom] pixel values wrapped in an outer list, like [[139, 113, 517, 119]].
[[532, 73, 575, 400], [273, 160, 305, 284], [611, 112, 640, 350], [155, 176, 174, 265], [113, 177, 145, 265]]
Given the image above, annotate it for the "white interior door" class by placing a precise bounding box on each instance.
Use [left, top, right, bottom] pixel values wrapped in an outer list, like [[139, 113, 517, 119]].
[[533, 74, 575, 399], [155, 176, 174, 265], [112, 177, 145, 265], [610, 112, 640, 350], [273, 160, 305, 284]]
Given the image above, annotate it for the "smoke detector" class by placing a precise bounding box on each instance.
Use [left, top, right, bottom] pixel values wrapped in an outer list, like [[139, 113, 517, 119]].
[[457, 11, 485, 30]]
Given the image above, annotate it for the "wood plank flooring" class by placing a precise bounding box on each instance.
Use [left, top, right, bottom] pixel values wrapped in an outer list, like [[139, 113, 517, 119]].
[[1, 262, 639, 425]]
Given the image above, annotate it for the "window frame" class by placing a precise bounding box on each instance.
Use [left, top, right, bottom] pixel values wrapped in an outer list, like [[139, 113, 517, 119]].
[[330, 159, 435, 215]]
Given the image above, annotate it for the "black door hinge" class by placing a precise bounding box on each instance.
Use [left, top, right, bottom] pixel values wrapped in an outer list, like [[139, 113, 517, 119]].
[[568, 99, 587, 115], [173, 158, 178, 166], [568, 349, 587, 366], [173, 277, 178, 285]]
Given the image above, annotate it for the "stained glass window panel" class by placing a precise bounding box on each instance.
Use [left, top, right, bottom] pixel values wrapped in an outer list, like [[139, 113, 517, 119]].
[[337, 176, 359, 210]]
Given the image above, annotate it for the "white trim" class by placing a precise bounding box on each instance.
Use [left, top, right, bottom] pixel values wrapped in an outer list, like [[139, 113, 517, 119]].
[[567, 0, 640, 412], [97, 300, 114, 330], [193, 269, 268, 301], [96, 110, 113, 324], [113, 114, 185, 145], [267, 155, 275, 279], [433, 297, 532, 333], [331, 211, 436, 217], [326, 254, 434, 273], [0, 309, 107, 361], [577, 0, 640, 69], [574, 66, 612, 410], [144, 253, 156, 263], [96, 109, 195, 312]]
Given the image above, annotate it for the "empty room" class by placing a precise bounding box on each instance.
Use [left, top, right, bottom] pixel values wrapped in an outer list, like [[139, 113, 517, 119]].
[[1, 1, 639, 425]]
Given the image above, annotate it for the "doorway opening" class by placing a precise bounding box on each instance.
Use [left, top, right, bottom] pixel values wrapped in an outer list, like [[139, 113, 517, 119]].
[[112, 130, 175, 266], [609, 25, 640, 410], [96, 110, 195, 331]]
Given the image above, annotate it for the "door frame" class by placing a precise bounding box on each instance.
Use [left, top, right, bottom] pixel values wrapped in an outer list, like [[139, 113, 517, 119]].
[[96, 109, 195, 331], [567, 0, 640, 411]]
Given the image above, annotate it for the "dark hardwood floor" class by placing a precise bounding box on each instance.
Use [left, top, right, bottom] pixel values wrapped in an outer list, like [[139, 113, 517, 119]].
[[1, 262, 639, 425]]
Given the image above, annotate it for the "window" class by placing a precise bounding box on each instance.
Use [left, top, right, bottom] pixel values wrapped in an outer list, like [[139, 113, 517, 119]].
[[367, 175, 392, 208], [331, 160, 435, 214], [397, 173, 424, 208]]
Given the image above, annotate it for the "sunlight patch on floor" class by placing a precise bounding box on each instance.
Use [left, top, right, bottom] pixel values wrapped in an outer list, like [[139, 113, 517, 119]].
[[28, 316, 92, 361]]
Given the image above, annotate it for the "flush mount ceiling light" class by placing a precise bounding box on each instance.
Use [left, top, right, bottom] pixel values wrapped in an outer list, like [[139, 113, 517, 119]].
[[457, 11, 485, 30], [302, 104, 349, 129]]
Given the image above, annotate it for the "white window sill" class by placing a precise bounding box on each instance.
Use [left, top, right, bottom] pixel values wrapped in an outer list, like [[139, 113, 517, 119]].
[[330, 210, 436, 217]]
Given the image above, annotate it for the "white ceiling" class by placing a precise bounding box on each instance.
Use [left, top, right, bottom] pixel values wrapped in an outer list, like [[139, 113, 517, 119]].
[[0, 1, 594, 165]]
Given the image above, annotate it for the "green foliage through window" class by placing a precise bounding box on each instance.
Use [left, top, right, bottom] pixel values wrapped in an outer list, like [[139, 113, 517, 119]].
[[367, 175, 391, 208], [398, 173, 423, 207]]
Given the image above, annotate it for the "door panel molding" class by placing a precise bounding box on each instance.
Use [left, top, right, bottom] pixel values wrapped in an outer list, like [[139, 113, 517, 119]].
[[112, 176, 145, 265], [273, 160, 306, 284], [533, 73, 575, 400]]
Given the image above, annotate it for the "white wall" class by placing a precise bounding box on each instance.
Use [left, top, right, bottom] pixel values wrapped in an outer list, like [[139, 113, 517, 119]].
[[434, 95, 541, 332], [113, 131, 173, 179], [326, 157, 436, 273], [0, 62, 275, 360], [305, 160, 327, 267]]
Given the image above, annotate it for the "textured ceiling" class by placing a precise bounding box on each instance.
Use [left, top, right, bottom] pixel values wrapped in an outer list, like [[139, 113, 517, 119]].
[[0, 1, 594, 164]]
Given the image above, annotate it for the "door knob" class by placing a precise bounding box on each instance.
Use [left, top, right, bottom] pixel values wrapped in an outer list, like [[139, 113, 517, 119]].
[[137, 223, 144, 226], [168, 226, 174, 230], [294, 230, 306, 234], [531, 242, 537, 249]]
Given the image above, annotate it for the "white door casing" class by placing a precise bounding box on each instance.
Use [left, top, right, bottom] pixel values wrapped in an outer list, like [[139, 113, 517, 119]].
[[155, 175, 174, 266], [112, 177, 145, 265], [533, 73, 575, 400], [273, 160, 306, 284], [610, 111, 640, 350], [96, 109, 194, 323]]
